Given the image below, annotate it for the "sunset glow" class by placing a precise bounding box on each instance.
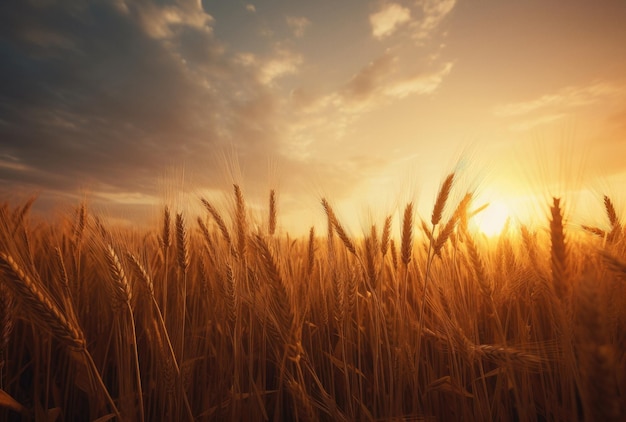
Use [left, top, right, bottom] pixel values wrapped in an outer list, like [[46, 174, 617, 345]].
[[0, 1, 625, 233], [3, 2, 626, 419], [473, 201, 511, 237]]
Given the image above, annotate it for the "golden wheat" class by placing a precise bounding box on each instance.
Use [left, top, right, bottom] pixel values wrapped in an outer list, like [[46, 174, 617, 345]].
[[1, 177, 625, 421]]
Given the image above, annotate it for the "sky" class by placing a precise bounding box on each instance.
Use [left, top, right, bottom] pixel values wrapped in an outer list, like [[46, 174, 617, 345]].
[[1, 0, 625, 235]]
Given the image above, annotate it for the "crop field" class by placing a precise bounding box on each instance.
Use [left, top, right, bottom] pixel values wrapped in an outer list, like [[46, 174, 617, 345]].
[[1, 174, 625, 421]]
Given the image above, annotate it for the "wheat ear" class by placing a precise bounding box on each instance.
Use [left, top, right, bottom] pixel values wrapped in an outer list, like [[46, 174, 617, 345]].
[[0, 253, 85, 350], [550, 197, 568, 299], [253, 234, 293, 342], [401, 203, 413, 266], [431, 172, 455, 226], [380, 215, 392, 257], [234, 184, 248, 260], [201, 198, 235, 255], [269, 189, 277, 236], [321, 198, 357, 256]]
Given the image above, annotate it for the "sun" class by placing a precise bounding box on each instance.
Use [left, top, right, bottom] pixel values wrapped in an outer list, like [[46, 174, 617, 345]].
[[473, 201, 510, 237]]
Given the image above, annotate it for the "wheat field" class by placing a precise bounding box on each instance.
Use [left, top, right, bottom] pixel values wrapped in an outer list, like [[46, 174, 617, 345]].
[[1, 174, 625, 421]]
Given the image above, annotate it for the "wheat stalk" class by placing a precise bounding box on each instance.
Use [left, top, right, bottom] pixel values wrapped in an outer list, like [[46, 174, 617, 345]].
[[576, 274, 623, 421], [0, 252, 85, 350], [550, 197, 568, 299], [103, 243, 132, 310], [223, 263, 238, 323], [321, 198, 357, 256], [431, 172, 455, 226], [126, 251, 155, 298], [401, 203, 413, 266], [269, 189, 277, 236], [234, 184, 248, 260], [201, 198, 235, 255], [604, 195, 619, 229], [307, 227, 315, 277], [175, 213, 190, 275], [380, 215, 392, 257], [253, 234, 293, 342], [464, 233, 491, 298], [0, 283, 14, 389]]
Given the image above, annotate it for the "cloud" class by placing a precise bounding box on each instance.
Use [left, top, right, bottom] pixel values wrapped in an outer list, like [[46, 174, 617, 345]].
[[494, 81, 625, 117], [0, 0, 459, 229], [286, 16, 311, 38], [384, 61, 453, 98], [120, 0, 215, 39], [508, 113, 566, 132], [281, 56, 453, 163], [259, 50, 303, 85], [341, 53, 397, 103], [246, 4, 256, 13], [0, 0, 291, 209], [412, 0, 456, 41], [369, 3, 411, 39]]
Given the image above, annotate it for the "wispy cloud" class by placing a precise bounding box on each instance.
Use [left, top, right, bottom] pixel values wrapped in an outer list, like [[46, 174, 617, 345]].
[[412, 0, 456, 41], [286, 16, 311, 38], [245, 4, 256, 13], [508, 113, 566, 132], [384, 62, 453, 98], [494, 81, 625, 117], [281, 55, 453, 162], [260, 50, 303, 85], [341, 53, 397, 102], [370, 3, 411, 39], [120, 0, 215, 39]]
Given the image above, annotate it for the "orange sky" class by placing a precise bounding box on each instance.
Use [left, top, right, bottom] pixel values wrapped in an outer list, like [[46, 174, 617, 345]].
[[0, 0, 625, 235]]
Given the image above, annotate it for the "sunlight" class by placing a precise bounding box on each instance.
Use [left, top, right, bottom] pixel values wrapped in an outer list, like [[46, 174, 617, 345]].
[[473, 200, 510, 237]]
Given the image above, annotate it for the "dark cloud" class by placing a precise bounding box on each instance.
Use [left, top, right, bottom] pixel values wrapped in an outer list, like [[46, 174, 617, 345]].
[[0, 0, 284, 212]]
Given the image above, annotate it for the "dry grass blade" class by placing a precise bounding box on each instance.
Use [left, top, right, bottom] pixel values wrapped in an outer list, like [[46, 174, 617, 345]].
[[0, 253, 85, 350], [432, 172, 455, 226]]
